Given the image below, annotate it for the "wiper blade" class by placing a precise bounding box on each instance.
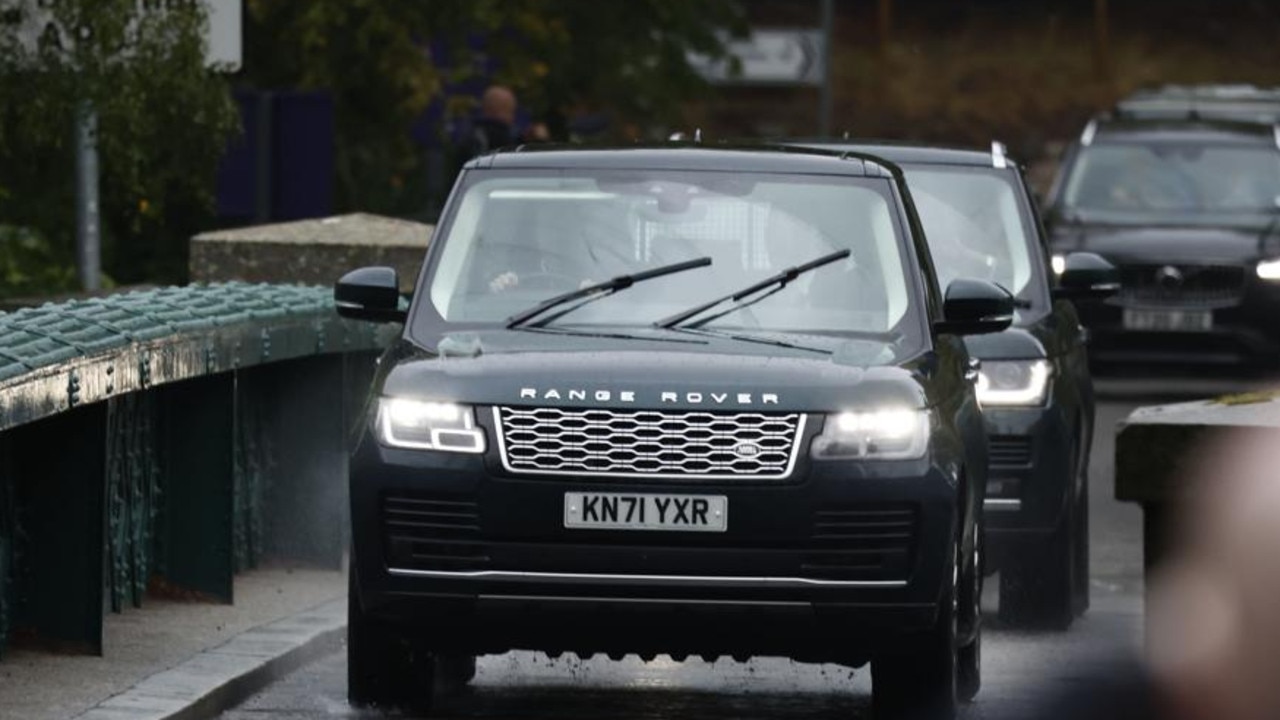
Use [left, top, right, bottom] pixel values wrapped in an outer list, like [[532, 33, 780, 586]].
[[654, 249, 851, 329], [505, 257, 711, 329], [514, 325, 709, 346], [666, 327, 834, 355]]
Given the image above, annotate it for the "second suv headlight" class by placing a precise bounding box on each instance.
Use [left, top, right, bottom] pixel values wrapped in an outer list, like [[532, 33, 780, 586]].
[[975, 360, 1051, 406], [377, 398, 486, 453], [1257, 258, 1280, 280], [811, 408, 930, 460]]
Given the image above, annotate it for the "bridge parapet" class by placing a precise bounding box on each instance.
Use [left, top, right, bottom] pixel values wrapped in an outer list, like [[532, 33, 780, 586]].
[[0, 283, 397, 658]]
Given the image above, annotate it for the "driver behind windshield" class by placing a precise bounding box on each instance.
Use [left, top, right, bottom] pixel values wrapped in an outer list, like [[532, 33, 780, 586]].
[[427, 172, 916, 341], [474, 195, 639, 293]]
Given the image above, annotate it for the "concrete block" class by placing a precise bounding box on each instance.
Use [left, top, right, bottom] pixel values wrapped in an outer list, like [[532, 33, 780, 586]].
[[190, 213, 431, 292]]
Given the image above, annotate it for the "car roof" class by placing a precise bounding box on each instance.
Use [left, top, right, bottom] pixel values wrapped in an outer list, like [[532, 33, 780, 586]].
[[468, 143, 901, 178], [783, 140, 1006, 168], [1087, 117, 1277, 146]]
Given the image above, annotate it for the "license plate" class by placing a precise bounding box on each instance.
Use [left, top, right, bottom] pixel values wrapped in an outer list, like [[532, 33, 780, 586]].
[[564, 492, 727, 532], [1123, 308, 1212, 332]]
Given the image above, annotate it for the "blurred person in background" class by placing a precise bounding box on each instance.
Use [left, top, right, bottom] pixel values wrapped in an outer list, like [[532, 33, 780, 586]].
[[1020, 425, 1280, 720], [461, 85, 520, 162], [462, 85, 552, 163], [1145, 426, 1280, 720]]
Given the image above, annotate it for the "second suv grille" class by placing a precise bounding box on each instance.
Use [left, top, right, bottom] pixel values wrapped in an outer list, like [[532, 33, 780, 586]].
[[1113, 263, 1245, 307], [494, 407, 804, 479], [989, 435, 1033, 467]]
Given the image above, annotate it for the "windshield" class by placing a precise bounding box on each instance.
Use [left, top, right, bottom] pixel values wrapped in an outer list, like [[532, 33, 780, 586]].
[[904, 166, 1043, 305], [419, 169, 924, 344], [1062, 142, 1280, 214]]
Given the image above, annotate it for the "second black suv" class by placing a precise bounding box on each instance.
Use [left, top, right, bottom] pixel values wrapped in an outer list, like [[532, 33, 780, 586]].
[[795, 140, 1118, 629], [1047, 85, 1280, 367], [337, 145, 1014, 718]]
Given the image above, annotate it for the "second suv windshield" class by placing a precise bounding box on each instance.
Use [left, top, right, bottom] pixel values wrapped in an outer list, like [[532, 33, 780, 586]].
[[422, 169, 921, 342], [1062, 141, 1280, 214], [905, 166, 1041, 305]]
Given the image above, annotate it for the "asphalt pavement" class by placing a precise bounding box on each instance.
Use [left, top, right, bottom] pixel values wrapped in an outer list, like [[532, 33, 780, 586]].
[[216, 398, 1153, 720]]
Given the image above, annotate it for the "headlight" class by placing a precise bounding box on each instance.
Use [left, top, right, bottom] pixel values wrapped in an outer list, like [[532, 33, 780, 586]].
[[975, 360, 1051, 406], [1257, 259, 1280, 280], [377, 398, 486, 453], [1051, 254, 1067, 276], [811, 408, 930, 461]]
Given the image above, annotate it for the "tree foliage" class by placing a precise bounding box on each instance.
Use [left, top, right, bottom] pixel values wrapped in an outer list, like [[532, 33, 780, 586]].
[[242, 0, 747, 216], [0, 0, 238, 296]]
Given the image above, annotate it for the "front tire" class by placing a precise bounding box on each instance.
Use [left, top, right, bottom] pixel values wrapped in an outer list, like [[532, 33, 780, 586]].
[[998, 492, 1076, 630], [435, 654, 478, 695], [347, 562, 434, 711], [957, 522, 983, 702], [873, 541, 959, 719], [1072, 479, 1091, 618]]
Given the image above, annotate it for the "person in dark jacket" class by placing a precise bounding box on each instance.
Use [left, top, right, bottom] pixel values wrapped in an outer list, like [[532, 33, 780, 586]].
[[464, 85, 519, 160]]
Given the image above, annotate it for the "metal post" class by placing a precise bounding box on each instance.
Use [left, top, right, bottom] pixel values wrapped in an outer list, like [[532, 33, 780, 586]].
[[1093, 0, 1113, 89], [75, 102, 101, 292], [254, 92, 274, 224], [878, 0, 893, 56], [818, 0, 834, 137]]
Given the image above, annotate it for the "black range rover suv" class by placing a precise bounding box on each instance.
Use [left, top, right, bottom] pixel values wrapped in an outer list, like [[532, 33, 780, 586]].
[[1046, 85, 1280, 367], [794, 140, 1119, 628], [336, 145, 1014, 717]]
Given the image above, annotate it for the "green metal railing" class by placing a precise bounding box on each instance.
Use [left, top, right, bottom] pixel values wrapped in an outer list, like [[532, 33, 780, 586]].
[[0, 283, 394, 657]]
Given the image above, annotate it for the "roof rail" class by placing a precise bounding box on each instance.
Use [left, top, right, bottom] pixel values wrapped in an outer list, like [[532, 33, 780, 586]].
[[667, 129, 705, 143], [1114, 84, 1280, 125], [990, 140, 1008, 169], [1080, 119, 1099, 146]]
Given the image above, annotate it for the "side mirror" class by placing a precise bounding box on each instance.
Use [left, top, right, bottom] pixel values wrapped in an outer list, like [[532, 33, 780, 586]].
[[935, 278, 1015, 336], [335, 266, 407, 323], [1053, 252, 1119, 300]]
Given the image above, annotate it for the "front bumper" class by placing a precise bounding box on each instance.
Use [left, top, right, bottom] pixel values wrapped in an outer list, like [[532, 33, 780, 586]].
[[349, 419, 960, 664], [1076, 291, 1280, 365], [980, 402, 1074, 564]]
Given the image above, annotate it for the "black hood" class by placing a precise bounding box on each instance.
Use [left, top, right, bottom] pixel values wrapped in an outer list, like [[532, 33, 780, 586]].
[[962, 327, 1047, 362], [380, 329, 931, 413], [1060, 224, 1273, 265]]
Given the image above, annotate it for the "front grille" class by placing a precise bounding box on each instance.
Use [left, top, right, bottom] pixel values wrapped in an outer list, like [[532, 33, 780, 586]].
[[495, 407, 804, 479], [989, 435, 1033, 467], [1112, 264, 1245, 307], [805, 503, 918, 581], [383, 495, 488, 571]]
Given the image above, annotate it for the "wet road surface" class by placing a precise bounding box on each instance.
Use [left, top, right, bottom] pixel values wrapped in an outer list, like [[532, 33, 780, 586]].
[[220, 397, 1155, 720]]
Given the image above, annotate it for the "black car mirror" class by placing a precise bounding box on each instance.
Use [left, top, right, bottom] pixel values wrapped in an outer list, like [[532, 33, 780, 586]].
[[1053, 252, 1119, 301], [335, 266, 407, 323], [935, 278, 1015, 336]]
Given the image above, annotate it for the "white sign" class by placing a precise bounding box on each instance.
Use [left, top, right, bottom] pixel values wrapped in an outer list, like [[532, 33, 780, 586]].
[[2, 0, 242, 70], [689, 29, 826, 86]]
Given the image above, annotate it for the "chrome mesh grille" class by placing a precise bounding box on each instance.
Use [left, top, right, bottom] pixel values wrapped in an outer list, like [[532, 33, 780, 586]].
[[495, 407, 804, 479]]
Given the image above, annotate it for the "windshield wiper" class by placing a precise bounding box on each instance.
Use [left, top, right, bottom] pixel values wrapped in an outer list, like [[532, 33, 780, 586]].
[[666, 326, 834, 355], [505, 257, 711, 329], [654, 249, 851, 329], [515, 325, 709, 345]]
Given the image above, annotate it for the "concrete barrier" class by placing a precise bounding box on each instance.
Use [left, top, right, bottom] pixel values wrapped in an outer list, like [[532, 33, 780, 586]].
[[1114, 391, 1280, 574], [189, 213, 431, 293]]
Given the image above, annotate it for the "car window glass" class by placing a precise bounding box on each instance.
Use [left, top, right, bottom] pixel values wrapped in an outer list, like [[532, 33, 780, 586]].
[[904, 167, 1036, 300], [425, 170, 920, 339], [1062, 142, 1280, 213]]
